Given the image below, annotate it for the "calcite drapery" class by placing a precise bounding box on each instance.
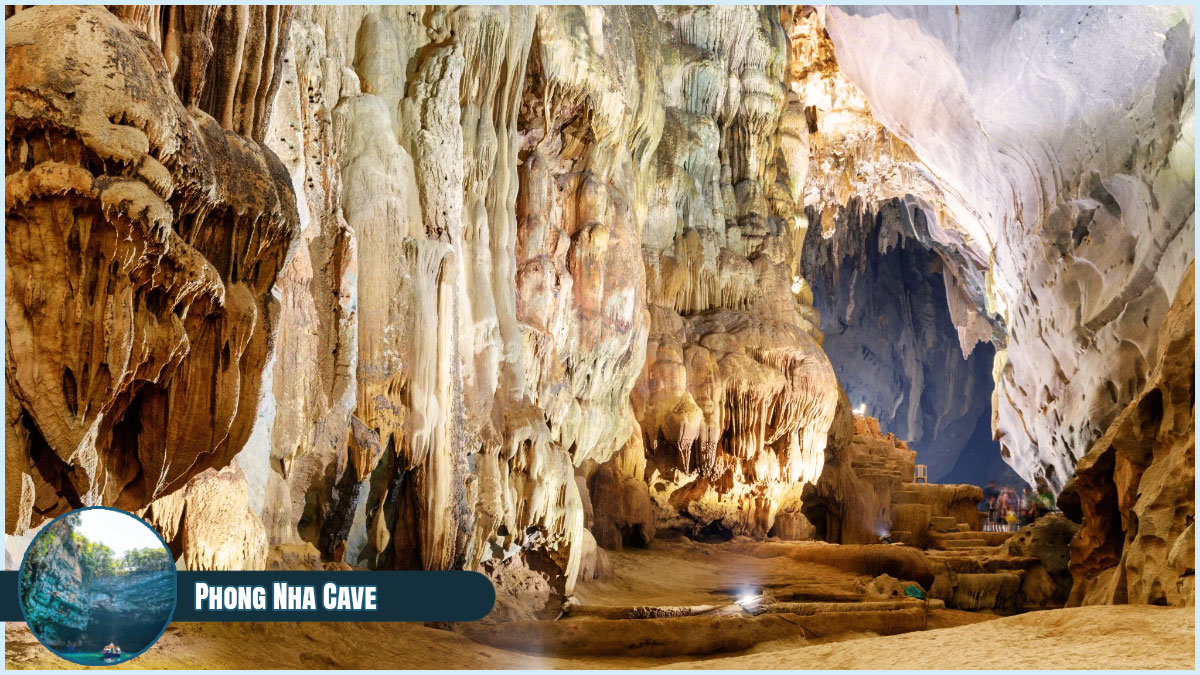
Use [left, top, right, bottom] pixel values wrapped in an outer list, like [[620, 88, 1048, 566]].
[[5, 6, 298, 531], [633, 6, 838, 539], [234, 5, 839, 599]]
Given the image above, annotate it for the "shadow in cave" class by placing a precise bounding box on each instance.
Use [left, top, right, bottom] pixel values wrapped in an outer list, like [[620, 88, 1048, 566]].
[[940, 395, 1027, 487]]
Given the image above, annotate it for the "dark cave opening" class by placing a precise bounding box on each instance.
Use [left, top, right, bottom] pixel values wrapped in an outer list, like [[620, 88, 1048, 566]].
[[802, 199, 1021, 489], [696, 521, 735, 543]]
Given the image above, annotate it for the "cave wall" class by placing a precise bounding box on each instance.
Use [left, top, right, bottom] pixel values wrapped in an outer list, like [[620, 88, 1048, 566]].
[[17, 519, 88, 648], [1068, 264, 1195, 608], [4, 5, 836, 608], [821, 5, 1196, 492]]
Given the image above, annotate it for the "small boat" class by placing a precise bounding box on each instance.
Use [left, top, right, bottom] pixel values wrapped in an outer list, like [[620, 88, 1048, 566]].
[[101, 644, 122, 661]]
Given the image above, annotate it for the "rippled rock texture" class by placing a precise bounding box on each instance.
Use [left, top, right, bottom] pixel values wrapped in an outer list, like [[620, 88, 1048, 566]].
[[1068, 265, 1194, 607], [820, 6, 1195, 491]]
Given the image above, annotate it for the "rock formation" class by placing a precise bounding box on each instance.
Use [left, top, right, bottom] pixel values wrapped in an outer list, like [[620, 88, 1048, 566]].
[[1068, 265, 1195, 607], [5, 6, 298, 531], [16, 519, 89, 647], [801, 414, 915, 545], [142, 462, 268, 571], [802, 413, 984, 547], [628, 5, 837, 541]]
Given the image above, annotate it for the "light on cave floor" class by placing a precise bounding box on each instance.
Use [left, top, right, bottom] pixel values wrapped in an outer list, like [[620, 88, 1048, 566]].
[[735, 591, 763, 613]]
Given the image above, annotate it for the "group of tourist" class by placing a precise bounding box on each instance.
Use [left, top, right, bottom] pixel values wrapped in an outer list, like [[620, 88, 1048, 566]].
[[982, 482, 1055, 532]]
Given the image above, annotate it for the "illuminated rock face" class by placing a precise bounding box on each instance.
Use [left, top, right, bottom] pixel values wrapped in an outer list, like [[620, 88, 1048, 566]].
[[4, 6, 838, 609], [633, 6, 838, 540], [820, 5, 1196, 492], [802, 414, 917, 545]]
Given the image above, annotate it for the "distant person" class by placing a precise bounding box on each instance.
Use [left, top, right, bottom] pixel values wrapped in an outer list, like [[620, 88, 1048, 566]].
[[984, 481, 1000, 531], [984, 481, 1000, 503], [994, 489, 1010, 532], [1019, 486, 1034, 526]]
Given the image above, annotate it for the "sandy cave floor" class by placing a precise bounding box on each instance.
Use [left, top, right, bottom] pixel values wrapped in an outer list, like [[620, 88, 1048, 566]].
[[5, 539, 1194, 670]]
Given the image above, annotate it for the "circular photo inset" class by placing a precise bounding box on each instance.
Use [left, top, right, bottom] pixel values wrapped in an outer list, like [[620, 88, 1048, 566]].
[[18, 507, 177, 666]]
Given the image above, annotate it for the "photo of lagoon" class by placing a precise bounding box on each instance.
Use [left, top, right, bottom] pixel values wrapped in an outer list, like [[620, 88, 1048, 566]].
[[18, 508, 176, 666]]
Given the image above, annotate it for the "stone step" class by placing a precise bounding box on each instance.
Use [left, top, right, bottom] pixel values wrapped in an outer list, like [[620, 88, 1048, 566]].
[[941, 539, 988, 548], [929, 516, 958, 532], [937, 530, 1014, 544], [940, 530, 989, 540], [892, 490, 920, 504]]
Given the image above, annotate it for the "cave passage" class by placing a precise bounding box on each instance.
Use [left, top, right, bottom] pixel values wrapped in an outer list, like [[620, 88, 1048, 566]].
[[802, 199, 1023, 489]]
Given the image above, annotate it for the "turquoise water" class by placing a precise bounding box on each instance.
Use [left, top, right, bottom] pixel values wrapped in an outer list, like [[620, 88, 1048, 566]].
[[55, 651, 138, 666]]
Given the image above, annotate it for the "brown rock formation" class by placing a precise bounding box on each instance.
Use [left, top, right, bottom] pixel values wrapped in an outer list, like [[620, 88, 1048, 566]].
[[142, 462, 268, 571], [1069, 265, 1195, 607], [5, 6, 298, 531], [1007, 514, 1080, 609], [801, 415, 915, 544], [801, 412, 987, 548]]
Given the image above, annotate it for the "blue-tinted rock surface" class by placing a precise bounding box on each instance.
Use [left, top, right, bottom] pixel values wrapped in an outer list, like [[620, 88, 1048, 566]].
[[802, 199, 1019, 485]]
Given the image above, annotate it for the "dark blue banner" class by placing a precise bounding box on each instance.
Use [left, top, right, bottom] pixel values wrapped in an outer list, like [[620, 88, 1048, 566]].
[[1, 570, 494, 622]]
